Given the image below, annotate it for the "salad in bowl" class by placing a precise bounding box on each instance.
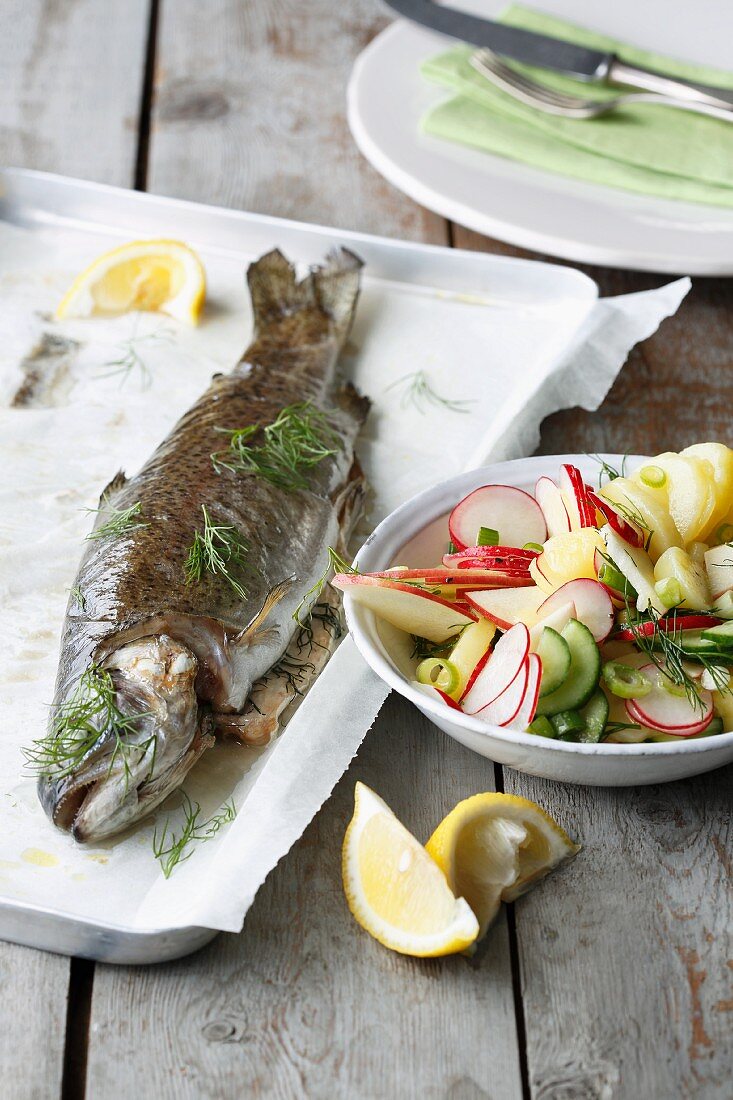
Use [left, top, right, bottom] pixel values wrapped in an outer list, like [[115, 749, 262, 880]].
[[337, 446, 733, 785]]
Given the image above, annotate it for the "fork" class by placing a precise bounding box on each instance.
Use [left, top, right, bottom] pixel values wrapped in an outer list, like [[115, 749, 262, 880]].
[[470, 48, 733, 123]]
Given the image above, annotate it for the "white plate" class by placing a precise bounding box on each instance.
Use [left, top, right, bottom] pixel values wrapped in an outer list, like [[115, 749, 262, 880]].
[[345, 455, 733, 786], [347, 4, 733, 274]]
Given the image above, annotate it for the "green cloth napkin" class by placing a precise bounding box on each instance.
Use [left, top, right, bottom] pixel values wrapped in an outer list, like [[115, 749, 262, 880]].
[[421, 6, 733, 207]]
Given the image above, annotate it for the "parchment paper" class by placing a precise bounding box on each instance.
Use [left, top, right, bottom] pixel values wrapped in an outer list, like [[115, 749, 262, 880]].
[[0, 220, 689, 932]]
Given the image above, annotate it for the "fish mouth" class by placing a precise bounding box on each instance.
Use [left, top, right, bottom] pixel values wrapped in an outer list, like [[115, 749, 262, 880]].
[[40, 635, 214, 843]]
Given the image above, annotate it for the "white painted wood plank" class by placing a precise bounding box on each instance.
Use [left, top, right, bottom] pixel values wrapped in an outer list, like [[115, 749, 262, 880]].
[[87, 697, 524, 1099], [1, 0, 150, 185], [147, 0, 446, 241]]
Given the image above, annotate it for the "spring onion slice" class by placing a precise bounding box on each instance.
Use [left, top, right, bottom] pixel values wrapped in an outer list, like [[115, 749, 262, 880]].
[[416, 657, 460, 696], [523, 542, 544, 554], [639, 464, 666, 488], [655, 577, 682, 609], [476, 526, 499, 547], [602, 661, 653, 699], [527, 716, 555, 738]]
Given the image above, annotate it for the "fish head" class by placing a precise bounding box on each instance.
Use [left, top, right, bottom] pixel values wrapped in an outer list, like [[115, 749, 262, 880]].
[[38, 635, 212, 843]]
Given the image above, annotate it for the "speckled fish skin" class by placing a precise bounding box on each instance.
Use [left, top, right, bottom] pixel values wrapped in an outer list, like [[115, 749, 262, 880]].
[[40, 248, 368, 841]]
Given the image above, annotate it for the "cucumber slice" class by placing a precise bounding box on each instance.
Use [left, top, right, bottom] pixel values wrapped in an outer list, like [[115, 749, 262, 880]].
[[527, 715, 556, 739], [535, 619, 601, 717], [578, 691, 610, 743], [536, 627, 571, 697], [700, 620, 733, 647]]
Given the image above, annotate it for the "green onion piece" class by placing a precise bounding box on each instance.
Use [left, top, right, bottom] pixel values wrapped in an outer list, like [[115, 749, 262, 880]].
[[523, 541, 544, 554], [447, 541, 457, 555], [416, 657, 459, 696], [598, 561, 637, 598], [639, 464, 666, 489], [658, 673, 688, 698], [550, 710, 586, 739], [654, 577, 682, 609], [527, 715, 556, 738], [476, 526, 499, 547], [715, 524, 733, 544], [602, 661, 653, 699]]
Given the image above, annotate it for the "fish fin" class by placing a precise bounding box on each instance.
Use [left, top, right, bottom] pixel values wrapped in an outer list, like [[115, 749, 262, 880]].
[[332, 457, 368, 541], [99, 469, 128, 505], [334, 381, 371, 427], [246, 248, 363, 346], [232, 576, 295, 648]]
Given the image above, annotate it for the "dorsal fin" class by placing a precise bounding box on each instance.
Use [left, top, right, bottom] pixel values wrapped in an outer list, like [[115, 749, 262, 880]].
[[99, 470, 127, 505]]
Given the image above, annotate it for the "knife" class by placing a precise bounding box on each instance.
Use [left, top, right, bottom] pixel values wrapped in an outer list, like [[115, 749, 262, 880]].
[[385, 0, 733, 110]]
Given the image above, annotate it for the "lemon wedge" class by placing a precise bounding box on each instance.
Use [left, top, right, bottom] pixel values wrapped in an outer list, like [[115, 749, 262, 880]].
[[342, 782, 479, 957], [55, 239, 206, 324], [426, 792, 579, 938]]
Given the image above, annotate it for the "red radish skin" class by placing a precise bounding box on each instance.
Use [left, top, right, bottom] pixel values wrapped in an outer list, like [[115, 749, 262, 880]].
[[537, 579, 614, 644], [469, 660, 530, 727], [448, 485, 547, 552], [625, 663, 714, 734], [614, 614, 722, 642], [505, 653, 541, 730], [559, 464, 597, 529], [462, 624, 530, 713], [535, 476, 572, 537], [413, 683, 464, 711], [433, 687, 463, 711], [626, 700, 713, 738], [587, 490, 644, 548]]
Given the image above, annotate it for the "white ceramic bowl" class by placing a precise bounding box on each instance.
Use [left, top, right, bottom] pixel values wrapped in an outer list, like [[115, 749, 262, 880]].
[[346, 455, 733, 786]]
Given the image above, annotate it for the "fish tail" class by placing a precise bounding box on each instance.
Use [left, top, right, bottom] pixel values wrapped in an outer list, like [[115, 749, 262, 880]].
[[247, 248, 363, 345]]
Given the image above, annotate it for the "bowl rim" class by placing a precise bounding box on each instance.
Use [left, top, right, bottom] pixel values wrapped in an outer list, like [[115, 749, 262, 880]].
[[346, 454, 733, 759]]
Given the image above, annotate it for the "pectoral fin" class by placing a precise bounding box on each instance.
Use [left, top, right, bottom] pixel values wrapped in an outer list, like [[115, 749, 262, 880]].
[[232, 576, 295, 649]]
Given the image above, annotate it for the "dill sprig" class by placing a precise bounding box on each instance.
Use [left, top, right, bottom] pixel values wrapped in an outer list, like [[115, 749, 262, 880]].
[[603, 721, 643, 737], [97, 326, 175, 389], [23, 666, 153, 782], [268, 654, 317, 696], [410, 635, 456, 661], [211, 402, 340, 491], [386, 370, 474, 415], [292, 547, 357, 627], [626, 609, 732, 712], [589, 454, 628, 487], [86, 500, 148, 541], [152, 794, 236, 878], [184, 505, 250, 599]]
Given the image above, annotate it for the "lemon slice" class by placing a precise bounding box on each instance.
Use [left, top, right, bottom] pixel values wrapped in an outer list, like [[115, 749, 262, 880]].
[[426, 793, 579, 938], [342, 782, 479, 957], [55, 239, 206, 324]]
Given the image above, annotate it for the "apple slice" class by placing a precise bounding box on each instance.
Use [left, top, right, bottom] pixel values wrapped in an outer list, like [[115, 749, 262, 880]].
[[528, 601, 575, 649], [535, 476, 572, 537], [462, 623, 530, 714], [465, 587, 546, 630], [447, 618, 497, 698], [443, 547, 536, 571], [332, 575, 475, 642], [626, 665, 714, 735], [504, 653, 542, 731], [448, 485, 547, 551], [535, 579, 614, 644], [587, 490, 644, 548], [369, 569, 529, 588], [601, 525, 667, 615], [470, 658, 530, 727], [559, 464, 597, 529]]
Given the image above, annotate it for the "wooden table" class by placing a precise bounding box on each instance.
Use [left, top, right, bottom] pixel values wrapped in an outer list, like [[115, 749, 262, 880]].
[[3, 3, 732, 1098]]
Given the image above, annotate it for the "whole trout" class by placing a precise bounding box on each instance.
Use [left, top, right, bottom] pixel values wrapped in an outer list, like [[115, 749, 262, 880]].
[[37, 249, 368, 842]]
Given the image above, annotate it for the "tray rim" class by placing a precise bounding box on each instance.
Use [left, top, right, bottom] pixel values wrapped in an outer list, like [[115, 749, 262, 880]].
[[0, 167, 601, 963]]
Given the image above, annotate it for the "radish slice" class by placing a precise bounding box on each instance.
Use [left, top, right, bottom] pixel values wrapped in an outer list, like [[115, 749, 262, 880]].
[[559, 464, 596, 529], [462, 623, 530, 713], [528, 601, 575, 649], [504, 653, 542, 730], [537, 579, 614, 644], [535, 476, 572, 537], [413, 682, 463, 711], [470, 659, 530, 727], [587, 490, 644, 548], [614, 614, 722, 642], [626, 663, 714, 734], [449, 485, 547, 552]]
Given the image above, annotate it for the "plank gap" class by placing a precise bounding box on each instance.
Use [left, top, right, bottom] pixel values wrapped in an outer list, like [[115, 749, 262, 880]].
[[134, 0, 161, 191], [60, 957, 95, 1100]]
